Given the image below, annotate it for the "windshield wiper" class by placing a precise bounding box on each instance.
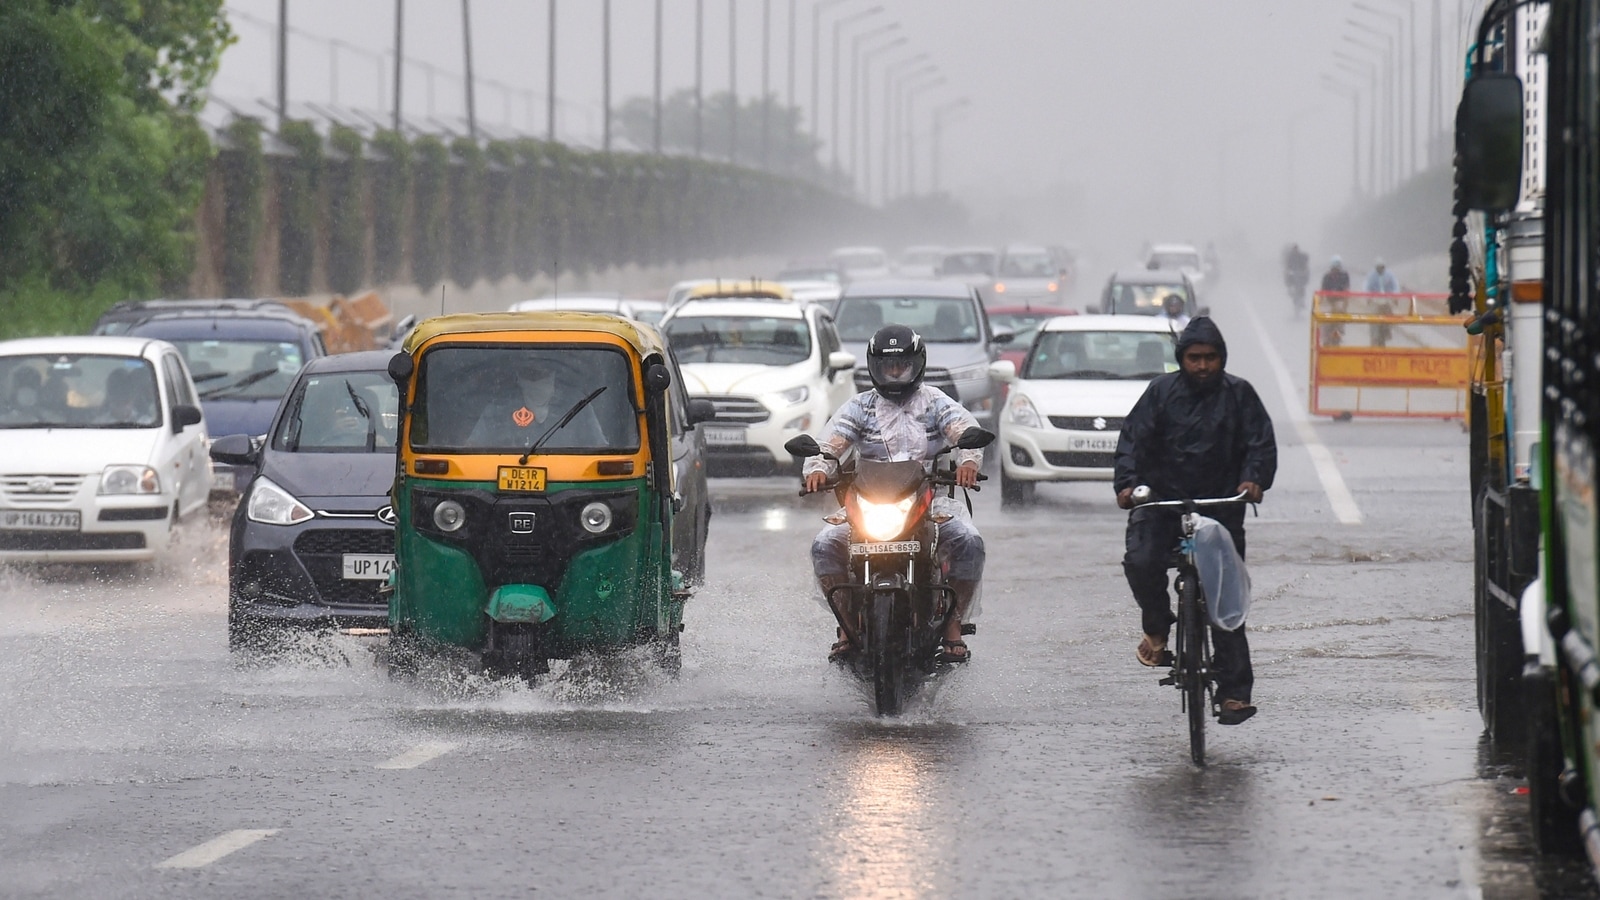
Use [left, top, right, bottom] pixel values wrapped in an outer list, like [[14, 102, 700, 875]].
[[199, 368, 278, 399], [519, 386, 606, 464], [345, 379, 376, 451], [189, 371, 231, 383]]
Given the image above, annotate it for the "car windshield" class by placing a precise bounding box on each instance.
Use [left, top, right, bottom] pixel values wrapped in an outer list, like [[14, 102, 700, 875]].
[[941, 252, 996, 276], [1108, 282, 1187, 315], [0, 354, 162, 429], [1149, 252, 1202, 271], [834, 297, 979, 343], [166, 339, 304, 400], [274, 371, 398, 453], [989, 311, 1062, 347], [666, 316, 812, 364], [1024, 330, 1177, 380], [1000, 253, 1055, 278], [411, 345, 640, 454], [900, 249, 943, 266], [833, 251, 885, 270], [777, 268, 841, 284]]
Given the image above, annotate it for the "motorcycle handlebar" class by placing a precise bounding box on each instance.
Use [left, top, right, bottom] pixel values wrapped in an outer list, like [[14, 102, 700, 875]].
[[798, 470, 989, 497]]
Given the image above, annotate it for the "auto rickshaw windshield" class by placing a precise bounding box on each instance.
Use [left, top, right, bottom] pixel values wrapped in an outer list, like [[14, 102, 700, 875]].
[[410, 345, 641, 454]]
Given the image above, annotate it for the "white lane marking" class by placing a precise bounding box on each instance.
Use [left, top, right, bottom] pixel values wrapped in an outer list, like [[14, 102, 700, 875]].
[[375, 740, 459, 770], [1244, 303, 1364, 525], [155, 829, 278, 869]]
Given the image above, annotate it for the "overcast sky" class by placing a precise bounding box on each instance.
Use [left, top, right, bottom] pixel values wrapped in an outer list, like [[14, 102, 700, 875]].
[[213, 0, 1480, 265]]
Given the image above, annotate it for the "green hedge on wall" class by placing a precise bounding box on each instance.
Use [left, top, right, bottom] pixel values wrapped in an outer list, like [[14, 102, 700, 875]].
[[326, 124, 366, 295], [219, 118, 264, 297], [447, 137, 485, 288], [410, 135, 448, 291], [277, 120, 323, 296]]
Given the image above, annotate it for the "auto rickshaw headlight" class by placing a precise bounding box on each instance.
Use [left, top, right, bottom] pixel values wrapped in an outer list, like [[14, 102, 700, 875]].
[[433, 499, 466, 532], [580, 501, 613, 534]]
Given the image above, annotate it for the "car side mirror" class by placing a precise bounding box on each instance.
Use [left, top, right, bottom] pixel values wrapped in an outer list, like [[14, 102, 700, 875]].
[[988, 360, 1017, 383], [955, 426, 996, 450], [210, 433, 259, 466], [1085, 302, 1101, 314], [826, 351, 856, 373], [1196, 305, 1211, 317], [991, 328, 1016, 345], [686, 398, 717, 426], [171, 404, 203, 433], [1457, 72, 1524, 212], [391, 314, 417, 341]]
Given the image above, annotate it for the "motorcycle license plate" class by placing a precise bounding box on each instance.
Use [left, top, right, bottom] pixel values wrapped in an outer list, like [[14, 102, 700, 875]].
[[342, 554, 396, 580], [497, 466, 547, 492], [849, 540, 920, 555], [0, 510, 81, 531]]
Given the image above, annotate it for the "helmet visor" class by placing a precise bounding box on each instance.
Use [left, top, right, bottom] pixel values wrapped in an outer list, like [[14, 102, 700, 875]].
[[868, 355, 922, 388]]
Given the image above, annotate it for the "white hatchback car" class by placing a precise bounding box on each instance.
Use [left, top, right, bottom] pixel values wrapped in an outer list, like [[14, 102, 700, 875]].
[[0, 336, 212, 562], [993, 315, 1180, 504], [659, 285, 856, 471]]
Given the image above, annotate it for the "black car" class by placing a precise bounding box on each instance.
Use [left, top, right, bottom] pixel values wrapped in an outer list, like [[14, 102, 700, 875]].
[[126, 307, 327, 493], [1095, 268, 1202, 317], [210, 351, 397, 647]]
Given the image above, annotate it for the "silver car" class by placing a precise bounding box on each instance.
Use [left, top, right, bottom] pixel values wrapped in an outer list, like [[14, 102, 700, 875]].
[[832, 279, 1014, 429]]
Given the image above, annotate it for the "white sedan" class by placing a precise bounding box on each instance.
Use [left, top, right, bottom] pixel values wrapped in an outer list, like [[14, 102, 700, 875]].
[[992, 315, 1180, 505], [0, 336, 212, 562]]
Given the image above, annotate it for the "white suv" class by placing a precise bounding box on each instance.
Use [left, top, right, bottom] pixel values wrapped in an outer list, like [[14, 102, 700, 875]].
[[0, 336, 212, 562], [659, 283, 856, 470]]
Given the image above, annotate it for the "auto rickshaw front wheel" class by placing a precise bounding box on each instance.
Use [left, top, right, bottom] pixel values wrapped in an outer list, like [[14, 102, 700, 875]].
[[483, 620, 549, 685]]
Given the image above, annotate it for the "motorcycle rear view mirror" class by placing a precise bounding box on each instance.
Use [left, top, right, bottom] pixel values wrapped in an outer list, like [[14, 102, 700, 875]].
[[955, 427, 995, 450], [784, 434, 822, 458]]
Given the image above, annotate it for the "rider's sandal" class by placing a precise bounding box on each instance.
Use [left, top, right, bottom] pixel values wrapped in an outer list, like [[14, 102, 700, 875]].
[[1217, 699, 1257, 726], [938, 639, 971, 664], [828, 630, 853, 661], [1136, 634, 1174, 667]]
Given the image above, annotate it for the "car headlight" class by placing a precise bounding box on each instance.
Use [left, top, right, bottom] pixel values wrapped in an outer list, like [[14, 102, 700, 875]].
[[1007, 393, 1043, 429], [433, 499, 466, 532], [856, 496, 914, 542], [99, 465, 161, 495], [580, 501, 613, 534], [247, 477, 314, 525], [773, 385, 810, 406]]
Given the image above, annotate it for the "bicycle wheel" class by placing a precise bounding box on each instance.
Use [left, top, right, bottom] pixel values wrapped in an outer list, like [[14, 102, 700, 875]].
[[1178, 569, 1207, 766]]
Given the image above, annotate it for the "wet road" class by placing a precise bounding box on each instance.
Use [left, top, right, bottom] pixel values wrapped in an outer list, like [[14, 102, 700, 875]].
[[1, 282, 1594, 899]]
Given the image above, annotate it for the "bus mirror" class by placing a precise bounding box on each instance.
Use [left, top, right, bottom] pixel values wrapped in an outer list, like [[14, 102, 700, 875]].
[[1456, 73, 1524, 212]]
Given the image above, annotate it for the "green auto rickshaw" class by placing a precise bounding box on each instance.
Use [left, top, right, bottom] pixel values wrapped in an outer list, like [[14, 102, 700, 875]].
[[384, 312, 710, 680]]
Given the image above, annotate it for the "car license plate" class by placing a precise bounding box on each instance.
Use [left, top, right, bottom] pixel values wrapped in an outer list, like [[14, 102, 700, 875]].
[[0, 510, 81, 531], [497, 466, 547, 492], [342, 554, 396, 580], [704, 426, 746, 447], [1067, 434, 1118, 452]]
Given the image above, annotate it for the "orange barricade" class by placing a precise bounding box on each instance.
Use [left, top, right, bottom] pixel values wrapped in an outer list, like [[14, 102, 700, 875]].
[[1309, 291, 1471, 419]]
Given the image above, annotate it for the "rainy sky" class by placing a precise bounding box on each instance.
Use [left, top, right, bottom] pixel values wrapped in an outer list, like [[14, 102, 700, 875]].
[[213, 1, 1480, 264]]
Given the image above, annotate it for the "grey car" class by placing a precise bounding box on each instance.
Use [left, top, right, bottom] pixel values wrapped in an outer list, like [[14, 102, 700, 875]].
[[832, 279, 1014, 429]]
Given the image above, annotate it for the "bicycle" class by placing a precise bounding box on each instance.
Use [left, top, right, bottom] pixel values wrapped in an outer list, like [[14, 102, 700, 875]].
[[1130, 486, 1249, 766]]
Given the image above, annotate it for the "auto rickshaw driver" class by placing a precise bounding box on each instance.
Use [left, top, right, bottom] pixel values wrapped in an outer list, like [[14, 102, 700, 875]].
[[466, 356, 559, 447]]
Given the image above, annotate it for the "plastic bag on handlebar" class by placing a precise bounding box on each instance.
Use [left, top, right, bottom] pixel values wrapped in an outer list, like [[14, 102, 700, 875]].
[[1192, 516, 1251, 631]]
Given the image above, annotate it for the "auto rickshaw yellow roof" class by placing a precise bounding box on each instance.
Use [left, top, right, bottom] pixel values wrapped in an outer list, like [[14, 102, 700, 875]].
[[401, 311, 667, 356]]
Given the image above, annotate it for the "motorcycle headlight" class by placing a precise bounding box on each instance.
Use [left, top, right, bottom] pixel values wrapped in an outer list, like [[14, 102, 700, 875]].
[[246, 477, 314, 525], [856, 496, 915, 542], [773, 386, 810, 406], [99, 465, 161, 495], [1007, 393, 1043, 429]]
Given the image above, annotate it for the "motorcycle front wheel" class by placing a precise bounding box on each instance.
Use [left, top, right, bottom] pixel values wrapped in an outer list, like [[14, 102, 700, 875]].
[[870, 590, 906, 716]]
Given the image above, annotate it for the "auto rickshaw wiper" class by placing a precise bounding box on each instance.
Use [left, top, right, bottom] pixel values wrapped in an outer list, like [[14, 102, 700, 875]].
[[344, 379, 376, 451], [519, 386, 607, 464]]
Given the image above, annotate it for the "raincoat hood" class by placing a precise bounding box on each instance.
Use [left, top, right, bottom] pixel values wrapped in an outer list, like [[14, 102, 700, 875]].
[[1175, 316, 1228, 368]]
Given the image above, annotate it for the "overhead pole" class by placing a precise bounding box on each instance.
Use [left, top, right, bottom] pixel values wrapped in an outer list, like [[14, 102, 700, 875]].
[[547, 0, 557, 142], [1335, 52, 1379, 195], [831, 7, 882, 178], [695, 0, 704, 157], [810, 0, 849, 181], [392, 0, 404, 131], [276, 0, 288, 129], [900, 74, 943, 197], [462, 0, 477, 140], [856, 35, 906, 200], [653, 0, 663, 153], [761, 0, 772, 170], [786, 0, 796, 171], [881, 55, 930, 204], [1321, 76, 1364, 197], [729, 0, 738, 164], [603, 0, 612, 152], [929, 97, 968, 195]]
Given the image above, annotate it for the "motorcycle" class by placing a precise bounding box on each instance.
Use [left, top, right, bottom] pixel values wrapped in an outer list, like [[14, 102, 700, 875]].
[[784, 427, 994, 716]]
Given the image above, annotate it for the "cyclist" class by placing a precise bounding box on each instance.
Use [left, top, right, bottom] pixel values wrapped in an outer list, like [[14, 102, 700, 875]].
[[1283, 243, 1311, 313], [803, 324, 984, 663], [1114, 317, 1278, 725]]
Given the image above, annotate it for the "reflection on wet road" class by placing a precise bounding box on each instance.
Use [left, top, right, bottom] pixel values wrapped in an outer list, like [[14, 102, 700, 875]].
[[0, 284, 1595, 898]]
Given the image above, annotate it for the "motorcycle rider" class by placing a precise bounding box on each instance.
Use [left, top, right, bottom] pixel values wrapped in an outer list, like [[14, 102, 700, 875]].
[[802, 323, 985, 662], [1319, 256, 1351, 346], [1114, 316, 1278, 725], [1283, 243, 1311, 313]]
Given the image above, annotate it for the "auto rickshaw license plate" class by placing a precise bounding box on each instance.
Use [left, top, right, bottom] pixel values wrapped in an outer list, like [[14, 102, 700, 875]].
[[497, 466, 547, 492]]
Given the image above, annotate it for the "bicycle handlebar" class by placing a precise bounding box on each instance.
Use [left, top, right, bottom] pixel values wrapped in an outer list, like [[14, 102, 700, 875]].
[[1131, 489, 1250, 509]]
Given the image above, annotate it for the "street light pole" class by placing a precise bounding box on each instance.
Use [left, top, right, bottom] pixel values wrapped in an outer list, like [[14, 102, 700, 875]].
[[810, 0, 849, 180], [1321, 76, 1364, 198], [901, 76, 944, 196], [1335, 53, 1379, 195], [831, 7, 882, 178], [462, 0, 477, 140], [929, 97, 968, 195], [653, 0, 663, 153], [392, 0, 404, 131], [857, 38, 907, 200], [1354, 3, 1409, 176], [695, 0, 704, 157], [603, 0, 612, 152], [762, 0, 772, 169], [849, 25, 900, 191], [881, 55, 929, 204], [729, 0, 738, 164], [276, 0, 288, 129], [547, 0, 557, 142], [1343, 31, 1393, 190]]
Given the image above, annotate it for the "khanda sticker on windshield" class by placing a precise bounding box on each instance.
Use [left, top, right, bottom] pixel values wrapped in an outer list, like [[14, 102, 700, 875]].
[[513, 407, 535, 427]]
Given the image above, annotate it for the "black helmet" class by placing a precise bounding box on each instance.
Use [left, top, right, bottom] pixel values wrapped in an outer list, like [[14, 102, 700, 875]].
[[866, 324, 926, 399]]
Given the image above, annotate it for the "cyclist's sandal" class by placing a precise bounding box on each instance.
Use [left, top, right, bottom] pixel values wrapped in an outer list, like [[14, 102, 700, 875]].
[[1217, 699, 1257, 725], [938, 639, 971, 664], [1136, 634, 1174, 667], [829, 629, 853, 661]]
